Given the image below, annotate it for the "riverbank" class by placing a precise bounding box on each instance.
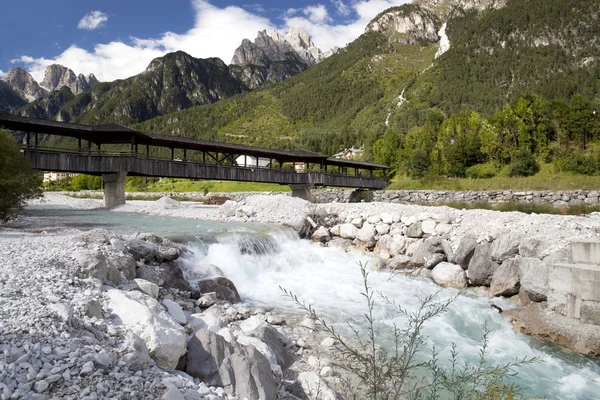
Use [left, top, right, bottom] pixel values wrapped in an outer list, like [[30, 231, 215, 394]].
[[4, 192, 600, 398]]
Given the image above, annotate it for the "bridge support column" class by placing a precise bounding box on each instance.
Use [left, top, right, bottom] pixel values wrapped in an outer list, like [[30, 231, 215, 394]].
[[102, 172, 127, 209], [289, 184, 314, 202]]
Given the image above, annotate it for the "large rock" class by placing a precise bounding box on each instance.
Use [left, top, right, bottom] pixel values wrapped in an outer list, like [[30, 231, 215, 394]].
[[311, 226, 330, 243], [504, 303, 600, 357], [72, 251, 108, 282], [156, 245, 181, 262], [186, 329, 277, 400], [405, 221, 424, 238], [410, 237, 446, 269], [197, 277, 241, 304], [106, 254, 137, 282], [490, 258, 520, 297], [490, 233, 521, 263], [453, 235, 477, 269], [127, 240, 158, 261], [355, 222, 377, 247], [134, 278, 159, 299], [297, 371, 338, 400], [431, 262, 467, 289], [159, 262, 196, 293], [219, 200, 238, 217], [339, 223, 359, 239], [106, 289, 186, 370], [517, 257, 548, 302], [253, 326, 295, 370], [468, 242, 499, 286], [388, 255, 412, 270]]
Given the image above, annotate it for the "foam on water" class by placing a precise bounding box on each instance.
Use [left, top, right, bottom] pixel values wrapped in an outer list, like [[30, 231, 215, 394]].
[[179, 232, 600, 400]]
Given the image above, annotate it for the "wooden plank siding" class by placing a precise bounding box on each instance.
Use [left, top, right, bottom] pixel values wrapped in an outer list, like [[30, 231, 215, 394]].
[[24, 149, 388, 189]]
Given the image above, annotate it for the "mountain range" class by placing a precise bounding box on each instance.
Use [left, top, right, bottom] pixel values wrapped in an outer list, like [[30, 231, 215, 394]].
[[0, 27, 326, 122], [2, 0, 599, 176]]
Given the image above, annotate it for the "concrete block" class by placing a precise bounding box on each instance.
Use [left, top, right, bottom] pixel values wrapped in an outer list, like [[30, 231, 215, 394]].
[[571, 241, 600, 264]]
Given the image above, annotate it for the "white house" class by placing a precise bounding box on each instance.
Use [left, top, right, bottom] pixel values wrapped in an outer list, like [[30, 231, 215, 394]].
[[235, 155, 271, 168]]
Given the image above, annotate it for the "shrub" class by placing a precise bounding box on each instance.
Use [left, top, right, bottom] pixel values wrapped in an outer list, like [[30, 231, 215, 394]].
[[0, 130, 42, 222], [283, 262, 537, 399], [506, 149, 540, 177], [465, 163, 498, 179], [71, 174, 102, 191]]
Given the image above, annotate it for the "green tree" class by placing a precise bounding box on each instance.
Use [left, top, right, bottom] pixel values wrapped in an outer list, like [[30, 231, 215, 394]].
[[409, 148, 430, 179], [0, 130, 42, 222]]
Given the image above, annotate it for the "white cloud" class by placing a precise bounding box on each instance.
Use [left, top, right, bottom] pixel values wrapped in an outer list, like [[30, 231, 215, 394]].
[[331, 0, 351, 16], [15, 0, 411, 83], [0, 69, 5, 78], [303, 4, 331, 23], [77, 11, 109, 31]]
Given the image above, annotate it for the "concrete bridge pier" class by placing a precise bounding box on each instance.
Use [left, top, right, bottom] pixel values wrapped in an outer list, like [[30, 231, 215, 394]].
[[289, 183, 314, 201], [102, 172, 127, 208]]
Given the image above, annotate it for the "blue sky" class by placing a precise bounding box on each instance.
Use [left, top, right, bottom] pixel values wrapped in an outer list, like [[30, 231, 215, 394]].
[[1, 0, 409, 83]]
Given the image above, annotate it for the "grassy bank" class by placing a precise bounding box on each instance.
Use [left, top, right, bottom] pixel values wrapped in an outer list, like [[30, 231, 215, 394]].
[[387, 164, 600, 191], [124, 178, 289, 193]]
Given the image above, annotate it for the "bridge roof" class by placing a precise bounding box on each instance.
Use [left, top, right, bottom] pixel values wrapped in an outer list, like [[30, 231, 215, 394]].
[[0, 114, 388, 170]]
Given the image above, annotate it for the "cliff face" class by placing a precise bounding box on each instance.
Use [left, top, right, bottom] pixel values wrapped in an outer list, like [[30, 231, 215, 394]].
[[1, 68, 48, 101], [229, 28, 325, 89], [40, 65, 99, 95], [366, 4, 441, 45]]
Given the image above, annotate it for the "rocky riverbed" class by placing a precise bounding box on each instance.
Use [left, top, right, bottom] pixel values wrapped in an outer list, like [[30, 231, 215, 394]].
[[3, 192, 600, 399]]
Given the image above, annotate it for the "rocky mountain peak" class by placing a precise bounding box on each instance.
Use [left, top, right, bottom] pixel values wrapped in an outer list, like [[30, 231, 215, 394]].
[[366, 4, 441, 45], [285, 27, 316, 52], [2, 67, 48, 101], [415, 0, 507, 17], [40, 64, 100, 95]]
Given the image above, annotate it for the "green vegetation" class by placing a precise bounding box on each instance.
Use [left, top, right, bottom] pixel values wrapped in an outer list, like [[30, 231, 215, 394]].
[[283, 262, 537, 399], [0, 129, 42, 222], [388, 163, 600, 191], [124, 177, 289, 193], [131, 0, 599, 189]]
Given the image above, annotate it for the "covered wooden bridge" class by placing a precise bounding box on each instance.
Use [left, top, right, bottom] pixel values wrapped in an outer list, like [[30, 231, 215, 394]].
[[0, 115, 389, 207]]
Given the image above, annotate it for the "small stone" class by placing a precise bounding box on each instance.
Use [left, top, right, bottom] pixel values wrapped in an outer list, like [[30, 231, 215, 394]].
[[80, 361, 94, 375], [162, 299, 187, 325], [321, 337, 337, 347], [297, 338, 309, 348], [134, 279, 160, 299], [34, 380, 49, 393]]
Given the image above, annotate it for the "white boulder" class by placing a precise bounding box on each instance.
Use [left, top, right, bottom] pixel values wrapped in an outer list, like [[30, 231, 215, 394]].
[[106, 289, 186, 370], [162, 299, 187, 325], [340, 223, 359, 239], [431, 262, 467, 289]]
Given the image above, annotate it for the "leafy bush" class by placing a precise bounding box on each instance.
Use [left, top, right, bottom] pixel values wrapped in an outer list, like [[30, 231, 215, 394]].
[[0, 130, 42, 222], [465, 163, 499, 179], [283, 262, 537, 399], [506, 150, 540, 177], [562, 154, 598, 175], [71, 174, 102, 191]]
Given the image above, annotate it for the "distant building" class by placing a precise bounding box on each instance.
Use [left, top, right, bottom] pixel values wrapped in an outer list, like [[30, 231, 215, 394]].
[[43, 172, 77, 183], [235, 155, 271, 168], [333, 146, 364, 160]]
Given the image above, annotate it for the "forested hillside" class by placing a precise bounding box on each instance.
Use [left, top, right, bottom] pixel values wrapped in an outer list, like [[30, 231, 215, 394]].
[[134, 0, 600, 180]]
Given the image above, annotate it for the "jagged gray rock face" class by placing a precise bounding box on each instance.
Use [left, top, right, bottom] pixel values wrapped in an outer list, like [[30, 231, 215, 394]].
[[1, 67, 48, 101], [41, 64, 98, 95], [40, 64, 99, 95], [366, 4, 441, 45], [186, 329, 277, 400], [416, 0, 507, 17], [16, 86, 75, 119], [0, 80, 27, 112], [230, 28, 325, 89]]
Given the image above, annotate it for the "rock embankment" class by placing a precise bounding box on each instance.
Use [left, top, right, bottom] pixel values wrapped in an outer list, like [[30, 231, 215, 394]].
[[0, 224, 348, 400]]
